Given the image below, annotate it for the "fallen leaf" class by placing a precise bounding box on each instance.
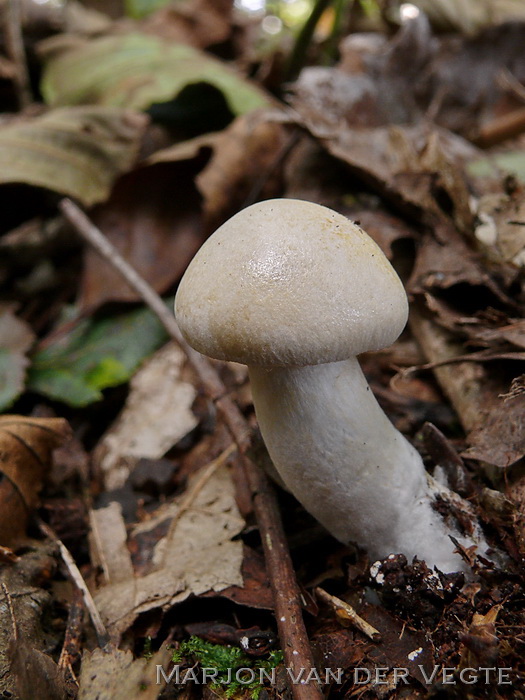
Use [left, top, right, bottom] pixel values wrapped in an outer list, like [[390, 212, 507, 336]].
[[0, 542, 61, 696], [0, 305, 35, 410], [89, 502, 134, 584], [408, 233, 489, 293], [27, 304, 170, 407], [78, 644, 172, 700], [474, 192, 525, 268], [9, 641, 68, 700], [206, 545, 273, 611], [462, 391, 525, 467], [412, 0, 525, 35], [94, 341, 198, 490], [41, 32, 270, 116], [319, 125, 475, 235], [459, 605, 501, 668], [142, 0, 234, 48], [0, 107, 147, 206], [364, 603, 434, 687], [0, 416, 71, 546], [92, 462, 244, 639], [78, 159, 206, 311], [197, 110, 290, 230]]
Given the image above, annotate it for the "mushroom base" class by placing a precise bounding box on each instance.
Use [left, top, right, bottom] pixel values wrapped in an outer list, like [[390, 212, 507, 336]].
[[249, 358, 485, 573]]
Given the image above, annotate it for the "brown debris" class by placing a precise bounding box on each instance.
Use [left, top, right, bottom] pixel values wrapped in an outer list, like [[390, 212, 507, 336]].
[[0, 415, 71, 546]]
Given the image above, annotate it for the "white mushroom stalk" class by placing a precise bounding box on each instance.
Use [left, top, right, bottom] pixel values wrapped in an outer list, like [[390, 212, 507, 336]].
[[175, 198, 488, 573]]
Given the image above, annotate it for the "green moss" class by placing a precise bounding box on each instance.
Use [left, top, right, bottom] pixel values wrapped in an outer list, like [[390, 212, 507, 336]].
[[171, 636, 284, 698]]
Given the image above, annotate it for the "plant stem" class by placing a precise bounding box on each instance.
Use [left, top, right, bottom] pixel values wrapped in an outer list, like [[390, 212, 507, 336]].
[[285, 0, 334, 83]]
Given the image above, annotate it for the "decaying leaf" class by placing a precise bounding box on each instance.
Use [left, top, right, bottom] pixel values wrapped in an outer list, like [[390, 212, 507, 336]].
[[78, 644, 171, 700], [0, 416, 71, 546], [89, 502, 134, 584], [314, 124, 475, 235], [0, 542, 67, 699], [27, 304, 169, 407], [197, 109, 290, 229], [91, 462, 244, 639], [41, 33, 270, 115], [78, 159, 206, 311], [459, 605, 501, 668], [474, 191, 525, 268], [141, 0, 234, 48], [94, 341, 198, 490], [0, 107, 147, 206], [412, 0, 525, 34], [411, 307, 525, 467], [0, 305, 35, 410], [462, 391, 525, 467]]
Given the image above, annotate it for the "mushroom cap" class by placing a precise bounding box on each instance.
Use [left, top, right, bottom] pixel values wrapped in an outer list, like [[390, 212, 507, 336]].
[[175, 199, 408, 366]]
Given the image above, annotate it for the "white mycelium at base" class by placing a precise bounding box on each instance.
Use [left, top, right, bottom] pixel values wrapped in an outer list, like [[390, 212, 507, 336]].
[[250, 357, 479, 573]]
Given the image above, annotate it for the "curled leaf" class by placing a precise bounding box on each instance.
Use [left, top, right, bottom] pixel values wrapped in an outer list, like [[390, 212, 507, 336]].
[[0, 415, 71, 546], [0, 107, 148, 206]]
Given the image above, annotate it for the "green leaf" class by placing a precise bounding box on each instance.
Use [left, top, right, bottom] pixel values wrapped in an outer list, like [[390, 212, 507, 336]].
[[27, 304, 170, 407], [41, 33, 270, 116], [0, 106, 147, 206], [125, 0, 172, 19]]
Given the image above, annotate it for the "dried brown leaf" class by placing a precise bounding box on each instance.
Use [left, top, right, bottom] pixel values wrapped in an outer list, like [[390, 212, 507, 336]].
[[197, 110, 289, 230], [78, 161, 205, 311], [143, 0, 233, 48], [89, 502, 134, 585], [78, 644, 172, 700], [0, 416, 71, 546], [91, 464, 244, 639], [94, 341, 198, 490]]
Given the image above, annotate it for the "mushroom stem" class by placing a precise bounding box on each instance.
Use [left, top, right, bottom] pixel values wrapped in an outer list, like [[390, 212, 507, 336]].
[[249, 357, 479, 573]]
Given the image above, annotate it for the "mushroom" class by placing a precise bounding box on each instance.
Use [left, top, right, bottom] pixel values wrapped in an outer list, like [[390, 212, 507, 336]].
[[175, 199, 487, 572]]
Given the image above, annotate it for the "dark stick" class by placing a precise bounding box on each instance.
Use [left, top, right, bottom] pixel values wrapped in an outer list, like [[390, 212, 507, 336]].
[[59, 197, 322, 700], [3, 0, 31, 109]]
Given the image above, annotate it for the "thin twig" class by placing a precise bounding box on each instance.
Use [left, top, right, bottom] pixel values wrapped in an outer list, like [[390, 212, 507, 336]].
[[59, 198, 249, 449], [59, 197, 323, 700], [1, 582, 17, 640], [315, 587, 382, 642], [58, 587, 84, 691], [473, 106, 525, 148], [163, 443, 237, 551], [3, 0, 31, 109], [38, 518, 110, 648]]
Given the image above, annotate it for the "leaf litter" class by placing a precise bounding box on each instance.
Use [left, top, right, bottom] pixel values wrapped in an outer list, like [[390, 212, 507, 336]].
[[1, 2, 525, 699]]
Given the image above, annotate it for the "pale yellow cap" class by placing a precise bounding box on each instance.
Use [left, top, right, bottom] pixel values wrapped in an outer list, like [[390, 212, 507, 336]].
[[175, 199, 408, 367]]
